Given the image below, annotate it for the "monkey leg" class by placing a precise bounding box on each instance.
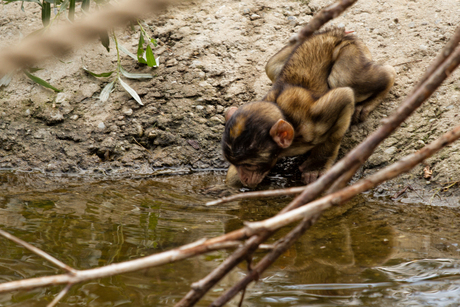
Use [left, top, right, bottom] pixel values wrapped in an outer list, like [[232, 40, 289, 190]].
[[300, 87, 355, 184], [265, 44, 296, 82], [352, 65, 396, 123], [328, 43, 396, 123]]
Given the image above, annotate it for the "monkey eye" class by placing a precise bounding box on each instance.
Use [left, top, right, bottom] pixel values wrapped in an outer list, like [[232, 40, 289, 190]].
[[241, 164, 259, 171]]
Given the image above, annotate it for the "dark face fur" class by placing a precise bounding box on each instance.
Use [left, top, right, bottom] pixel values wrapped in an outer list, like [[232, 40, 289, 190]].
[[222, 103, 283, 187]]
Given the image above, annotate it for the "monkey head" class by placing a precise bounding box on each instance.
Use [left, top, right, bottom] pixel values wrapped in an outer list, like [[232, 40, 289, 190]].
[[222, 102, 294, 188]]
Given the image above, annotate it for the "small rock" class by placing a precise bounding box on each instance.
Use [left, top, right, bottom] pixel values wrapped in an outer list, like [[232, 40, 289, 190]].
[[419, 44, 428, 51], [196, 105, 205, 110], [70, 115, 79, 120], [338, 23, 345, 28], [250, 14, 260, 20], [98, 122, 106, 130], [122, 107, 133, 116], [187, 140, 200, 150], [408, 22, 415, 28], [25, 109, 30, 116], [384, 146, 397, 155], [242, 8, 251, 15]]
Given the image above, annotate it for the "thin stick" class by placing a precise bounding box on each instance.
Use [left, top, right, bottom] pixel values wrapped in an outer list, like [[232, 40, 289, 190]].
[[289, 0, 358, 45], [47, 284, 72, 307], [0, 230, 77, 274], [211, 218, 315, 307], [211, 122, 460, 306]]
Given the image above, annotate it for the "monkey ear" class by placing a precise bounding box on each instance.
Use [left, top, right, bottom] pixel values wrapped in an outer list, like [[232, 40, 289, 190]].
[[270, 119, 294, 148], [225, 107, 238, 122]]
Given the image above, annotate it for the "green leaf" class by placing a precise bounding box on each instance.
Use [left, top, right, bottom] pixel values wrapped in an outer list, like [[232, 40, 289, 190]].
[[99, 30, 110, 52], [118, 77, 143, 106], [41, 1, 51, 26], [0, 72, 15, 87], [81, 0, 89, 12], [145, 45, 157, 67], [150, 38, 158, 47], [24, 71, 62, 92], [67, 0, 75, 20], [28, 67, 44, 73], [120, 66, 153, 79], [118, 45, 137, 61], [137, 33, 147, 64], [82, 66, 114, 78], [100, 81, 114, 102]]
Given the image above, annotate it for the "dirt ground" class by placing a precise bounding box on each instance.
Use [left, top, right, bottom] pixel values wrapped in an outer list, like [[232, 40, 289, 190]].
[[1, 0, 460, 192]]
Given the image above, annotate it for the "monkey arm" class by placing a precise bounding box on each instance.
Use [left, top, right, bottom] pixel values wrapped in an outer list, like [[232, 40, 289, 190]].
[[298, 87, 355, 184]]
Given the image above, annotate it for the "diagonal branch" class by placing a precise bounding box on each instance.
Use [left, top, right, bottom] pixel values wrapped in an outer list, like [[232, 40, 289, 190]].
[[0, 230, 77, 274], [211, 112, 460, 307]]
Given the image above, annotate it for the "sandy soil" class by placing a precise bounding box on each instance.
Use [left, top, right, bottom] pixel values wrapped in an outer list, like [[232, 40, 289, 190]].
[[0, 0, 459, 192]]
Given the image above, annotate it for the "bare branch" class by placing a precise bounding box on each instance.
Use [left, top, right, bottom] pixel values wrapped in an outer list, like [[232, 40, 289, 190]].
[[0, 230, 77, 274], [289, 0, 358, 45], [211, 218, 315, 307], [47, 284, 72, 307], [211, 121, 460, 306]]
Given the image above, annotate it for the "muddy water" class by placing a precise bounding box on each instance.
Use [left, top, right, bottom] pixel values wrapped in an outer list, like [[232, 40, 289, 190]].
[[0, 171, 460, 306]]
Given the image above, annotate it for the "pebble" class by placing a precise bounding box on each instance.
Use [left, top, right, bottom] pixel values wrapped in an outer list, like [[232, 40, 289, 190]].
[[384, 146, 397, 155], [25, 109, 30, 116], [70, 115, 78, 120], [196, 105, 205, 110], [98, 122, 106, 130], [408, 22, 415, 28], [123, 107, 133, 116], [250, 14, 260, 20]]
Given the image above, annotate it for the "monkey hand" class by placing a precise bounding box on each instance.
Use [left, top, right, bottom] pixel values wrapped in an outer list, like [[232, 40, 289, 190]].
[[352, 105, 371, 123], [301, 169, 325, 184]]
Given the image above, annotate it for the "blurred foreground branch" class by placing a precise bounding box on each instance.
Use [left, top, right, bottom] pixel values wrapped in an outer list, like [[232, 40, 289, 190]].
[[0, 0, 178, 76]]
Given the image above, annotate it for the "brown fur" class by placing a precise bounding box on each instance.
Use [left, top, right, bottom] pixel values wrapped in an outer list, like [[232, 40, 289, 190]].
[[223, 28, 395, 188]]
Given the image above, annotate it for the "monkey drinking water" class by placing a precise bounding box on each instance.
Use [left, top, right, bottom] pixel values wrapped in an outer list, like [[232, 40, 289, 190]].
[[222, 28, 395, 188]]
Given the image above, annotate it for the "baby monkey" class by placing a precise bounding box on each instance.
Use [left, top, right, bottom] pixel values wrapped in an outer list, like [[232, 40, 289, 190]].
[[223, 28, 395, 188]]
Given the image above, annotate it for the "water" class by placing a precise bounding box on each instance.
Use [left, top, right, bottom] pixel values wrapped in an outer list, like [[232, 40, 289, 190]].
[[1, 170, 460, 306]]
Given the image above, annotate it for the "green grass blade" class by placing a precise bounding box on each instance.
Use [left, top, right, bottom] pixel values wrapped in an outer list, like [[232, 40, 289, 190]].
[[118, 77, 143, 105], [145, 45, 157, 67], [120, 66, 153, 79], [100, 81, 115, 102], [24, 71, 62, 92], [99, 30, 110, 52], [82, 67, 114, 78], [67, 0, 75, 20], [41, 1, 51, 26], [137, 33, 147, 64], [81, 0, 89, 12]]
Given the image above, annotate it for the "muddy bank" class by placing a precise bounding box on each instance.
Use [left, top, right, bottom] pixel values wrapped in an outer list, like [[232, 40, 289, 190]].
[[0, 0, 459, 186]]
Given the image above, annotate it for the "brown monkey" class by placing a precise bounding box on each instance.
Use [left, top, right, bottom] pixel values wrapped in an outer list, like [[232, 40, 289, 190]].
[[223, 28, 395, 188]]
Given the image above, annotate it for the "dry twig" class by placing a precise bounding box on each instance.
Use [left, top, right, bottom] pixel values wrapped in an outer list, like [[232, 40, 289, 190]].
[[211, 121, 460, 306]]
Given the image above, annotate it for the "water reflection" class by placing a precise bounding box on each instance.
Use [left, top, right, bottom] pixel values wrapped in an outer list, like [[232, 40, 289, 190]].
[[0, 171, 460, 306]]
